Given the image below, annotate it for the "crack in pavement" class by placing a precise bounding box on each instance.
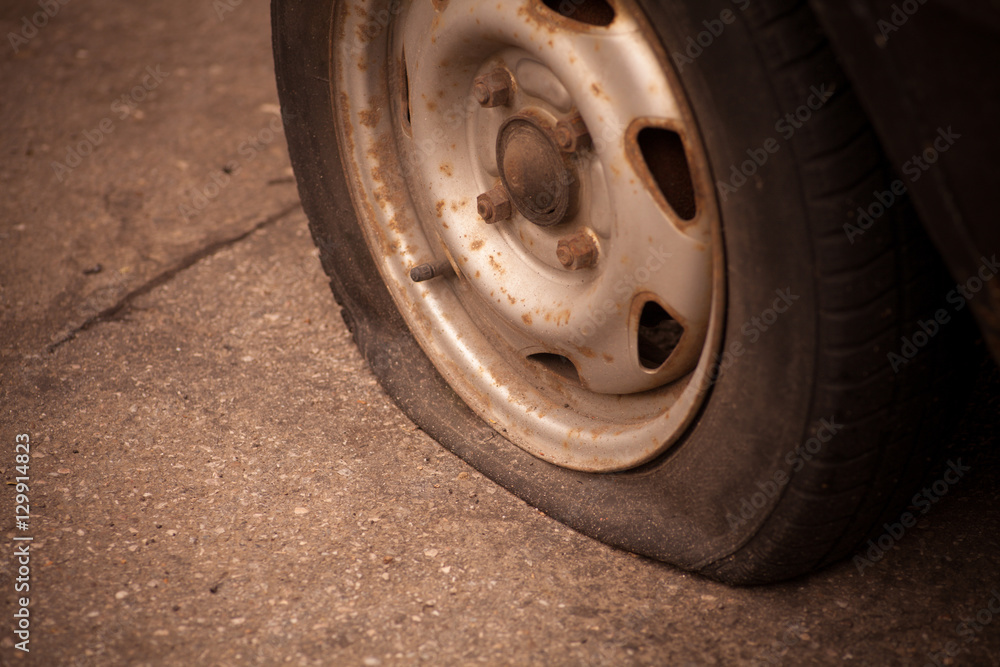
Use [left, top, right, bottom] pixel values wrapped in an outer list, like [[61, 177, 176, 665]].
[[47, 201, 304, 353]]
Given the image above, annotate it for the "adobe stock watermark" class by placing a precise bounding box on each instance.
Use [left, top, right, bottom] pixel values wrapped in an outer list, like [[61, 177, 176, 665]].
[[887, 254, 998, 373], [670, 0, 751, 73], [12, 432, 32, 653], [7, 0, 72, 54], [726, 417, 843, 530], [50, 64, 170, 182], [753, 624, 809, 666], [213, 0, 248, 21], [924, 588, 1000, 667], [843, 126, 961, 244], [397, 94, 626, 195], [716, 84, 835, 202], [853, 458, 971, 575], [178, 113, 287, 219], [340, 0, 407, 58], [876, 0, 928, 44], [695, 288, 801, 394], [567, 245, 674, 347], [567, 270, 798, 356]]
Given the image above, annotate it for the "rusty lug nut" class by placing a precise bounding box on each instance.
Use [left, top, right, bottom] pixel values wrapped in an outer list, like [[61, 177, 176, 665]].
[[555, 111, 591, 153], [477, 184, 512, 224], [410, 261, 454, 283], [556, 231, 599, 270], [473, 68, 513, 108]]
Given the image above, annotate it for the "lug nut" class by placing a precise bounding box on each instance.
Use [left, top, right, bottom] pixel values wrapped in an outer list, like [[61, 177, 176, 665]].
[[556, 231, 598, 270], [477, 184, 512, 224], [410, 260, 454, 283], [473, 68, 513, 108], [555, 111, 591, 153]]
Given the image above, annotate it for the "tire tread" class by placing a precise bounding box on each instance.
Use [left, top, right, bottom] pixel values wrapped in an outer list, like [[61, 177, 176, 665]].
[[701, 0, 962, 584]]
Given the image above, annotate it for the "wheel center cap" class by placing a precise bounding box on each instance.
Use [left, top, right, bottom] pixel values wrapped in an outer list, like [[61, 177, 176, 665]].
[[497, 113, 575, 227]]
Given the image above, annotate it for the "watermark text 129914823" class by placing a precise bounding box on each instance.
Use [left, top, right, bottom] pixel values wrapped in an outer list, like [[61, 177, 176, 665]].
[[13, 433, 33, 653]]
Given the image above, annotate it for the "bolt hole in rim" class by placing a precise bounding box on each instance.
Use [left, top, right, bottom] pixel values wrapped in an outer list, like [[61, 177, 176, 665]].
[[334, 0, 725, 471]]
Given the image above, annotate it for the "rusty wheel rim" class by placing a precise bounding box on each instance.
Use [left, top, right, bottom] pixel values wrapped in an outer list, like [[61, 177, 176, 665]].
[[332, 0, 725, 472]]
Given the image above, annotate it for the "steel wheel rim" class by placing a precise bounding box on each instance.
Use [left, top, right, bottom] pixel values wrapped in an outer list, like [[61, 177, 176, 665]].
[[332, 0, 725, 472]]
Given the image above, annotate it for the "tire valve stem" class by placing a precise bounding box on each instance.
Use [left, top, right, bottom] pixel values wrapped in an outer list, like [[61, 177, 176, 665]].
[[410, 261, 454, 283]]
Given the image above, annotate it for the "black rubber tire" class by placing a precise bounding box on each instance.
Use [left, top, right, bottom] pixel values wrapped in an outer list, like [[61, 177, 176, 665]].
[[272, 0, 967, 584]]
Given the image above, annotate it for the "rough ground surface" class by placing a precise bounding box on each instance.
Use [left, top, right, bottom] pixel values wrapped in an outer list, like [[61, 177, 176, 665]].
[[1, 1, 999, 665]]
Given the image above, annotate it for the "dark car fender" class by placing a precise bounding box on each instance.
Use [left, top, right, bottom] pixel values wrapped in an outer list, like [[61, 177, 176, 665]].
[[810, 0, 1000, 364]]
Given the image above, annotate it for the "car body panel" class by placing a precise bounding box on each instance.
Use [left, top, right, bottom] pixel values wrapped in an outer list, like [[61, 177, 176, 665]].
[[811, 0, 1000, 363]]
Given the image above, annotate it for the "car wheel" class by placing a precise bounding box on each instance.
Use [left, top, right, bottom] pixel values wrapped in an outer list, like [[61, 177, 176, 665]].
[[272, 0, 963, 583]]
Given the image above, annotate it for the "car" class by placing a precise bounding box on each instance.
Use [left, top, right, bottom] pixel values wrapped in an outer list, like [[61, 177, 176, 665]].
[[270, 0, 999, 584]]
